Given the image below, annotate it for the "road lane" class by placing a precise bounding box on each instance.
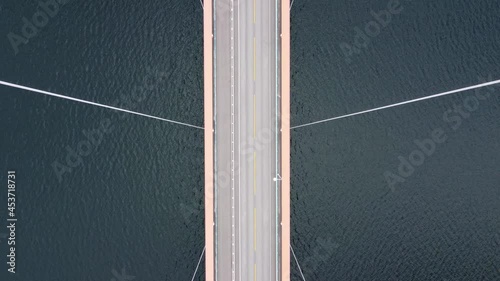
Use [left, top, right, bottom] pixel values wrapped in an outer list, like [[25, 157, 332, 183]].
[[214, 0, 279, 280]]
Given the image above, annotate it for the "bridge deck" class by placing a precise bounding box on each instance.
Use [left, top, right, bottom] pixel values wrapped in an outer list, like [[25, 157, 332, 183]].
[[205, 0, 289, 280]]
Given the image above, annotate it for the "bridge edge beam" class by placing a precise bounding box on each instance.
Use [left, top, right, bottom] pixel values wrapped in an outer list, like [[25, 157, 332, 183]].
[[204, 0, 215, 281]]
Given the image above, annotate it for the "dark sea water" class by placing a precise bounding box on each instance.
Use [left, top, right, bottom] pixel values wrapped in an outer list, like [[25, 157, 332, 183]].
[[0, 0, 498, 281], [291, 0, 500, 280], [0, 1, 204, 280]]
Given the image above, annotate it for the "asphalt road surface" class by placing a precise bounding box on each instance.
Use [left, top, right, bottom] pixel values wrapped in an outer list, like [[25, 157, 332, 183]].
[[214, 0, 279, 280]]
